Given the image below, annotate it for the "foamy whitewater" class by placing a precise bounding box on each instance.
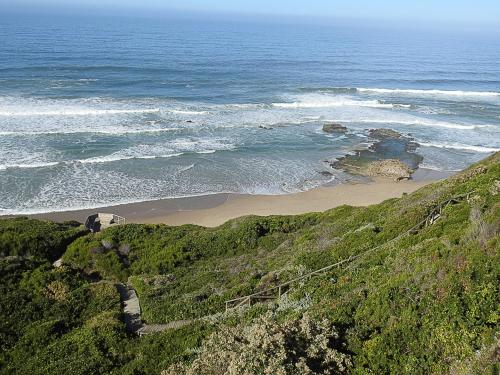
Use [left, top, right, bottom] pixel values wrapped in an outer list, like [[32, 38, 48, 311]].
[[1, 15, 499, 214]]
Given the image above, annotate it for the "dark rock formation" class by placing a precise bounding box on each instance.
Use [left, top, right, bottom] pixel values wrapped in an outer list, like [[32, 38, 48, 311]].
[[259, 125, 273, 130], [322, 122, 347, 134], [319, 170, 333, 177], [368, 128, 401, 139]]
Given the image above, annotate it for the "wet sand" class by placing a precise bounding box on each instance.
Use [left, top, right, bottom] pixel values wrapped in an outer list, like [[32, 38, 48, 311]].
[[27, 168, 451, 227]]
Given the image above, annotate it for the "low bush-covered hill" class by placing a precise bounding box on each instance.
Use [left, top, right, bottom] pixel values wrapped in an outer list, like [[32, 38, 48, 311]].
[[0, 153, 498, 374]]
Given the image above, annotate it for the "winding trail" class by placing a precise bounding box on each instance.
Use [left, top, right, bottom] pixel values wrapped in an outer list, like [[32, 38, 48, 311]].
[[116, 284, 143, 332], [116, 283, 191, 336], [115, 192, 471, 335]]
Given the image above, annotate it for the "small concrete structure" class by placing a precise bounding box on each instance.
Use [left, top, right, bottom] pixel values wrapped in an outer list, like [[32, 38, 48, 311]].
[[85, 213, 125, 232]]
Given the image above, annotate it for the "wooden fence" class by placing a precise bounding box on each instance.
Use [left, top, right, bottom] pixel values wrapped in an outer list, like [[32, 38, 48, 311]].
[[224, 191, 472, 311]]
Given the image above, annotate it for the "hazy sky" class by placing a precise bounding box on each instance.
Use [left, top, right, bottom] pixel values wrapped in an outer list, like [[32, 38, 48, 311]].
[[2, 0, 500, 28]]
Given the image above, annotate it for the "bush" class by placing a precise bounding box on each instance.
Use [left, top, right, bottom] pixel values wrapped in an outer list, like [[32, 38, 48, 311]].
[[163, 312, 352, 375], [0, 217, 86, 261]]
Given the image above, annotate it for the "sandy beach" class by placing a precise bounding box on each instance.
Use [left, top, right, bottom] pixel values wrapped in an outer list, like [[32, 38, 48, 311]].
[[27, 168, 449, 227]]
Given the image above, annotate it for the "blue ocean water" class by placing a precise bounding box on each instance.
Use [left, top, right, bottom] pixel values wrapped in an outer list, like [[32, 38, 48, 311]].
[[0, 14, 499, 214]]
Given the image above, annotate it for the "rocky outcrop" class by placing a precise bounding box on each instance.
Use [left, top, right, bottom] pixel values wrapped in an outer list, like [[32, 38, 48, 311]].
[[365, 159, 412, 180], [259, 125, 273, 130], [331, 127, 423, 180], [322, 122, 347, 134], [368, 128, 402, 139]]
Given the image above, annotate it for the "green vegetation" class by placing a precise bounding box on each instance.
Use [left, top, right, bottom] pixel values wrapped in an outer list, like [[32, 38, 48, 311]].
[[0, 217, 86, 260], [0, 153, 498, 374]]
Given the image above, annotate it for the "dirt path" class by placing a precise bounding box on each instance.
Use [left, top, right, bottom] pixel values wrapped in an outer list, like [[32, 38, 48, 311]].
[[116, 283, 192, 335]]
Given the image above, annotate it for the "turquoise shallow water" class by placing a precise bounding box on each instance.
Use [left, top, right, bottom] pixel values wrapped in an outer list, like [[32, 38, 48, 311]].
[[0, 14, 499, 214]]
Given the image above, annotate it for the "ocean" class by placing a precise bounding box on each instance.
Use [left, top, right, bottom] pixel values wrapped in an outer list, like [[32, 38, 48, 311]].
[[1, 13, 499, 214]]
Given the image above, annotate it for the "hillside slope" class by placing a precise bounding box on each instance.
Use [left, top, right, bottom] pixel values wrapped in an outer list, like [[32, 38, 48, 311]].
[[0, 153, 498, 374]]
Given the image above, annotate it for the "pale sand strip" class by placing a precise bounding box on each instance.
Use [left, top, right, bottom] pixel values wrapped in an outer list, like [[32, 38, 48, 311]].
[[139, 178, 431, 227], [29, 174, 441, 227]]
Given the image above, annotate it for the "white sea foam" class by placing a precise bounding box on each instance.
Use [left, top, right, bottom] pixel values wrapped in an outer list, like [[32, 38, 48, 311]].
[[419, 163, 462, 172], [0, 108, 160, 116], [0, 138, 236, 172], [170, 138, 236, 152], [169, 109, 209, 115], [340, 118, 493, 130], [357, 87, 500, 98], [417, 141, 499, 153], [177, 164, 195, 173], [77, 152, 184, 165], [0, 127, 179, 136], [0, 161, 59, 170], [77, 139, 235, 165], [419, 163, 444, 171], [273, 96, 394, 109], [225, 103, 268, 110]]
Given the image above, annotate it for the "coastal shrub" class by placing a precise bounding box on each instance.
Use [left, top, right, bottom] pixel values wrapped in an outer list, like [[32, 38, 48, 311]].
[[163, 312, 352, 375], [8, 311, 127, 375], [119, 322, 212, 374], [63, 235, 129, 281], [63, 215, 319, 282], [0, 253, 124, 374], [0, 217, 86, 260]]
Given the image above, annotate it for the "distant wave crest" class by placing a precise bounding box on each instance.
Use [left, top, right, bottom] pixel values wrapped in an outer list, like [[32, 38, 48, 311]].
[[0, 108, 160, 117], [0, 127, 179, 136], [272, 93, 397, 109], [77, 152, 184, 165], [337, 118, 493, 131], [357, 87, 500, 98], [417, 141, 499, 153], [0, 161, 59, 170]]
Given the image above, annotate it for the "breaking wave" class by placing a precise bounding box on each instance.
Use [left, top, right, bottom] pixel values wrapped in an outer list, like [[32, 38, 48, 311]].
[[0, 108, 160, 116], [0, 127, 179, 136], [0, 161, 59, 170], [417, 141, 499, 153], [357, 87, 500, 98], [339, 119, 494, 130], [272, 95, 394, 109], [77, 152, 184, 165]]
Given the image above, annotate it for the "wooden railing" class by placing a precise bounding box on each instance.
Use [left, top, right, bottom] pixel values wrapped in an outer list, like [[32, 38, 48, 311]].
[[112, 214, 126, 225], [224, 191, 472, 312], [117, 191, 473, 335]]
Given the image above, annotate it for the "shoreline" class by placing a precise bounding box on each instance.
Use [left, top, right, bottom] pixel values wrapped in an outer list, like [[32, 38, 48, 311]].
[[21, 168, 453, 227]]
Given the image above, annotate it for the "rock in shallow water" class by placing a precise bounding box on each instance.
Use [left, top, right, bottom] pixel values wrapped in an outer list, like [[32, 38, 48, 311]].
[[331, 127, 423, 179], [322, 122, 347, 134], [368, 128, 402, 139], [258, 125, 273, 130]]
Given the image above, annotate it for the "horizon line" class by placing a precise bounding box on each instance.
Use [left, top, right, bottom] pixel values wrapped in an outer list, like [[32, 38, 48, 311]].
[[2, 4, 500, 33]]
